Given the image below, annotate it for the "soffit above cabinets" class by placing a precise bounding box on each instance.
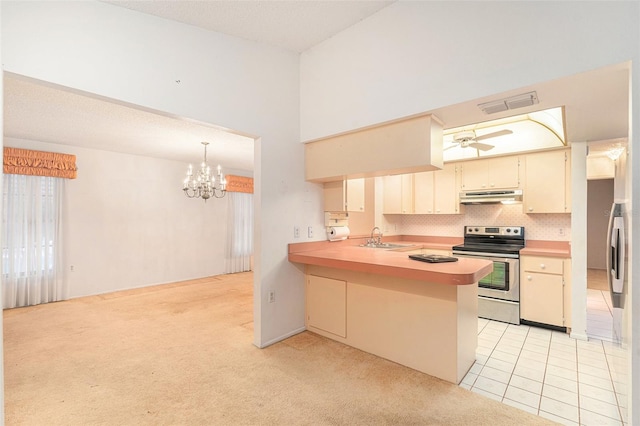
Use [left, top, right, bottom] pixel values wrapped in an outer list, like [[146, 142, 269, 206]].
[[443, 107, 566, 161]]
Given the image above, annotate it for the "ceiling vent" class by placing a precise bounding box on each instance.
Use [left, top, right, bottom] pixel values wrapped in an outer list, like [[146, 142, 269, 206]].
[[478, 91, 539, 114]]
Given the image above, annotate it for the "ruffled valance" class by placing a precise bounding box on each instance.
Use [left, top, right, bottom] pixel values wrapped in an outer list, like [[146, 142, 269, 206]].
[[226, 175, 253, 193], [3, 147, 77, 179]]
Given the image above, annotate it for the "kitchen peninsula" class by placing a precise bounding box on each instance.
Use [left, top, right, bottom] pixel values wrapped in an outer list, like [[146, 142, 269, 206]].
[[289, 239, 492, 384]]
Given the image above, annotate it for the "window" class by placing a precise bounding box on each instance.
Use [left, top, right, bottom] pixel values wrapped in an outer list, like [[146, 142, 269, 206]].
[[2, 174, 66, 308]]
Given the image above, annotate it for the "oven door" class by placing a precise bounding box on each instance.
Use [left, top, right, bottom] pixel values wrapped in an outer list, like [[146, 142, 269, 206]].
[[452, 252, 519, 303]]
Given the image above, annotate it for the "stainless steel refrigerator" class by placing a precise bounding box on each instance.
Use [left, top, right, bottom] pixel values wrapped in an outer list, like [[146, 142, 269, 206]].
[[607, 200, 627, 344]]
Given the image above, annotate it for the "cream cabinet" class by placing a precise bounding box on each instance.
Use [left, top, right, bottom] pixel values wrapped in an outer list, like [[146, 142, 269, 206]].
[[383, 174, 414, 214], [306, 275, 346, 338], [587, 156, 614, 180], [523, 149, 571, 213], [520, 255, 571, 328], [413, 171, 434, 214], [434, 163, 461, 214], [460, 156, 520, 191], [414, 163, 461, 214], [323, 178, 365, 212]]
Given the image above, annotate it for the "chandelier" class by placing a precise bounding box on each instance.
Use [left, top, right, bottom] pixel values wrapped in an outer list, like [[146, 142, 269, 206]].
[[183, 142, 227, 201]]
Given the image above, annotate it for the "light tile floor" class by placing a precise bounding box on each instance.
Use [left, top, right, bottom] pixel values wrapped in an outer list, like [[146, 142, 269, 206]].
[[460, 294, 629, 426]]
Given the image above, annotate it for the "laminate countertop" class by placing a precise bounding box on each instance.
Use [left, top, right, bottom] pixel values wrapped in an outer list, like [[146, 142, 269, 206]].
[[288, 241, 492, 286]]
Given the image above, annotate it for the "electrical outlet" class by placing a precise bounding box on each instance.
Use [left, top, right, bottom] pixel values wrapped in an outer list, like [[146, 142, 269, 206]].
[[294, 226, 300, 238], [559, 228, 564, 236], [70, 265, 74, 272], [308, 226, 313, 238], [269, 291, 275, 303]]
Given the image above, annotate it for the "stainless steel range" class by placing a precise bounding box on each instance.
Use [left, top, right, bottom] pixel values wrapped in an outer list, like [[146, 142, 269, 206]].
[[452, 226, 525, 325]]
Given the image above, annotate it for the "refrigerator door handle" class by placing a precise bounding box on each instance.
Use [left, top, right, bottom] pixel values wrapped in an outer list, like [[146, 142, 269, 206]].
[[606, 203, 625, 296], [611, 216, 625, 294]]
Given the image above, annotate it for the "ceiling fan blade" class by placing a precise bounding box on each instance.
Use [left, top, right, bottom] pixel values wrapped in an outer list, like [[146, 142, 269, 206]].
[[444, 144, 458, 151], [473, 129, 513, 141], [469, 142, 495, 151]]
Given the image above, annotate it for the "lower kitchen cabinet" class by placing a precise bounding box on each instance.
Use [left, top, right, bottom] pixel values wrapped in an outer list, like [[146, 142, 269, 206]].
[[520, 255, 571, 328], [306, 275, 346, 338], [303, 265, 477, 384]]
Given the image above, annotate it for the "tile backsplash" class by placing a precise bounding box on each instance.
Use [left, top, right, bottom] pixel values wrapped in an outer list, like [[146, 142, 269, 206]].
[[399, 204, 571, 241]]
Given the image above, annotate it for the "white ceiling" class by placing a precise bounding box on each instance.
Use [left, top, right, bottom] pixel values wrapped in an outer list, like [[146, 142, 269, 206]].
[[100, 0, 396, 54], [2, 1, 630, 171], [4, 74, 255, 170]]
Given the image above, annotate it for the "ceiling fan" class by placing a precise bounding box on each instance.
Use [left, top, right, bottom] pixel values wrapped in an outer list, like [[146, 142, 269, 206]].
[[444, 129, 513, 151]]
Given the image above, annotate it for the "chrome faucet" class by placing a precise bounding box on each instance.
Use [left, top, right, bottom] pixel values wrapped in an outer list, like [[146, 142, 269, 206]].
[[369, 226, 382, 245]]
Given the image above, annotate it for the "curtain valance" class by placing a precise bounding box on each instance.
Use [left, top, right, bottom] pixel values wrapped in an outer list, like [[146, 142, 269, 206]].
[[226, 175, 253, 194], [3, 147, 77, 179]]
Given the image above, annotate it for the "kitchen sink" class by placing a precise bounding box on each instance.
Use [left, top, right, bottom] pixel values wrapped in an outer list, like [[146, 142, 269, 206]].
[[359, 242, 415, 249]]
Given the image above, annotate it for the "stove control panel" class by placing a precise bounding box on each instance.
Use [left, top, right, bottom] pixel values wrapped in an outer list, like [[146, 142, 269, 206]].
[[464, 226, 524, 237]]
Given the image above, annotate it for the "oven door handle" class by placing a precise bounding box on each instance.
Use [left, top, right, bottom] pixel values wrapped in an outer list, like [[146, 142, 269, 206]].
[[452, 251, 519, 260]]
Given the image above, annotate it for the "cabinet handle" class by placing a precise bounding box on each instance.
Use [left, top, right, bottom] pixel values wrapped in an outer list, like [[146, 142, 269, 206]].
[[527, 275, 532, 281], [490, 183, 495, 187], [528, 207, 534, 212], [540, 264, 546, 269]]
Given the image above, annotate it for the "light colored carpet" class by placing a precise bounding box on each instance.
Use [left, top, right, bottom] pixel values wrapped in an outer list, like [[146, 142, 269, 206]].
[[4, 272, 555, 425], [588, 268, 609, 291]]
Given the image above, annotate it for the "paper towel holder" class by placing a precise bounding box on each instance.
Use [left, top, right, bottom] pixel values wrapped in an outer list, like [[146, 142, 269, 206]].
[[324, 211, 348, 227]]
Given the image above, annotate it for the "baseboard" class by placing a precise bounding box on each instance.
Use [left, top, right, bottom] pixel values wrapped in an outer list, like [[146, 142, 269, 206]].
[[255, 326, 306, 348], [569, 330, 589, 341]]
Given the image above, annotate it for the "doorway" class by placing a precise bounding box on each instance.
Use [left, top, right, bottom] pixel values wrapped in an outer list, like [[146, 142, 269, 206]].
[[586, 177, 614, 341]]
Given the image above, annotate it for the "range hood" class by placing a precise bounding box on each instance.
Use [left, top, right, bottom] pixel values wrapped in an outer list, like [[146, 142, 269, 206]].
[[460, 189, 523, 205]]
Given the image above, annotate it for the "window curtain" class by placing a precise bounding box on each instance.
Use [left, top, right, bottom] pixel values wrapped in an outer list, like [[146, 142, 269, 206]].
[[226, 191, 253, 273], [2, 174, 66, 308]]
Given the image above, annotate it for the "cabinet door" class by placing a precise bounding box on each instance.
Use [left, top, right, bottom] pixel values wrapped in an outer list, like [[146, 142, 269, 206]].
[[323, 181, 345, 212], [524, 150, 568, 213], [307, 275, 346, 338], [460, 160, 488, 191], [383, 175, 403, 214], [520, 272, 564, 327], [489, 156, 519, 189], [434, 163, 459, 214], [383, 174, 413, 214], [346, 178, 365, 212], [414, 171, 434, 214], [401, 174, 414, 214], [324, 179, 365, 212]]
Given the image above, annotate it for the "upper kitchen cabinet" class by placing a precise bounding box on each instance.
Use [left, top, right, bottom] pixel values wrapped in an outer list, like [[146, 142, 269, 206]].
[[523, 149, 571, 214], [305, 114, 443, 182], [586, 155, 615, 180], [415, 163, 462, 214], [413, 171, 434, 214], [383, 174, 414, 214], [460, 156, 520, 191], [323, 178, 365, 212]]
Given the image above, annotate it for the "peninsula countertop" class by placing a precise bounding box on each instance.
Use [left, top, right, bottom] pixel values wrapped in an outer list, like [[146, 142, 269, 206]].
[[288, 240, 492, 286]]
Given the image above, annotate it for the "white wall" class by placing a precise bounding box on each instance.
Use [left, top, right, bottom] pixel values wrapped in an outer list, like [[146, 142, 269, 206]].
[[1, 1, 325, 352], [300, 1, 639, 421], [5, 137, 231, 297], [587, 179, 614, 269], [301, 2, 638, 140]]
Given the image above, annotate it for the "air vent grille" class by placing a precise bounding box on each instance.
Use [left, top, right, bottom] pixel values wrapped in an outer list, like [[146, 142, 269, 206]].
[[478, 91, 539, 114]]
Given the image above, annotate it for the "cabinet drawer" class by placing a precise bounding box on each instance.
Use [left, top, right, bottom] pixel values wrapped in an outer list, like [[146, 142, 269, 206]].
[[522, 256, 564, 275]]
